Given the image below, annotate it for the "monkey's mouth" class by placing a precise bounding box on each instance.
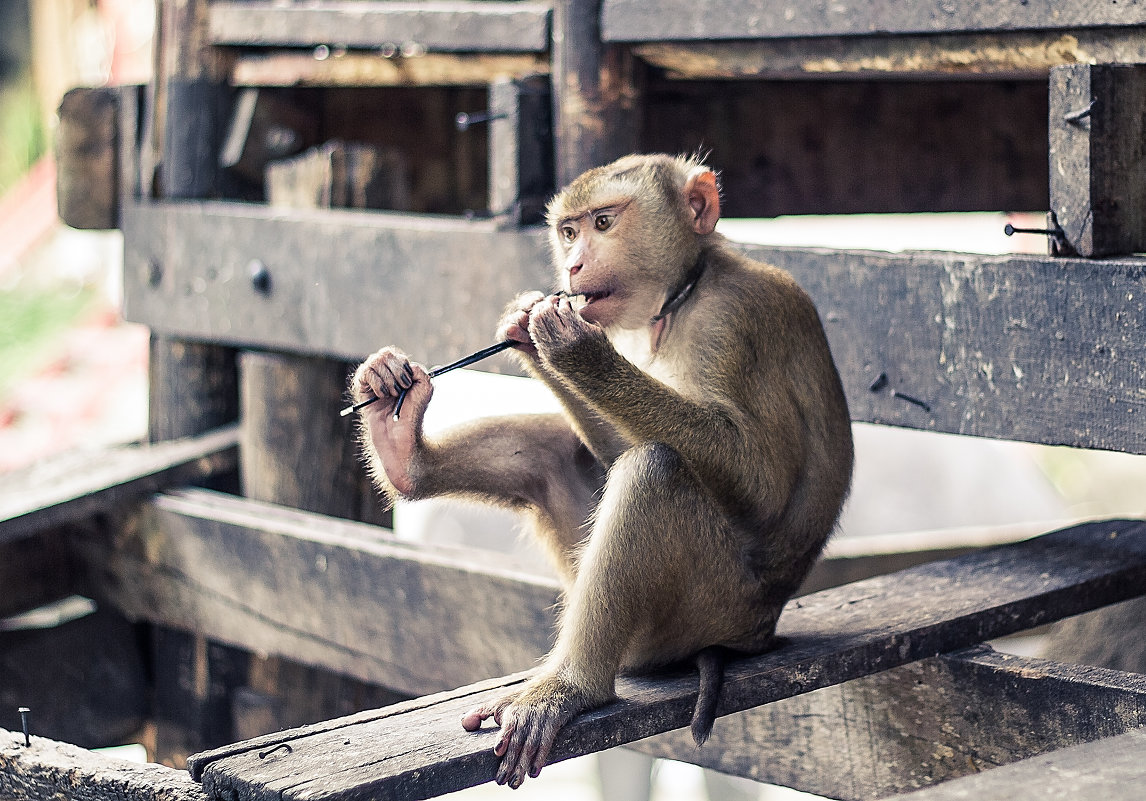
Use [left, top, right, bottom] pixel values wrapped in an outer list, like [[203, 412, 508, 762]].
[[578, 290, 612, 305]]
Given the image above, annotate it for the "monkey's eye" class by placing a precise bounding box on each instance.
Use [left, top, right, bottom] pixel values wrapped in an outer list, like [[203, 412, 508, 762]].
[[594, 214, 613, 232], [560, 225, 577, 243]]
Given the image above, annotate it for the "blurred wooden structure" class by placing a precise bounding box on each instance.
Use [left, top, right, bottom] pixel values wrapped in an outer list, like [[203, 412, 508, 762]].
[[5, 1, 1146, 799]]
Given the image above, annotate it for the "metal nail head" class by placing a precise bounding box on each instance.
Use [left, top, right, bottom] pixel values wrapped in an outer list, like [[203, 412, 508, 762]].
[[18, 707, 30, 747]]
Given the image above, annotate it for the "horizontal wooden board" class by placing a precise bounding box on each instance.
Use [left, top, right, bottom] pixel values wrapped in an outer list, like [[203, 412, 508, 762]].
[[634, 29, 1146, 80], [209, 1, 551, 53], [120, 201, 551, 366], [0, 728, 207, 801], [603, 0, 1146, 43], [230, 51, 549, 87], [120, 201, 1146, 454], [0, 425, 238, 543], [189, 520, 1146, 801], [898, 727, 1146, 801], [636, 645, 1146, 799], [77, 489, 559, 696]]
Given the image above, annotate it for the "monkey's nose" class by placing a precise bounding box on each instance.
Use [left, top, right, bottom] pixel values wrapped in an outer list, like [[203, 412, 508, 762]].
[[568, 264, 582, 276]]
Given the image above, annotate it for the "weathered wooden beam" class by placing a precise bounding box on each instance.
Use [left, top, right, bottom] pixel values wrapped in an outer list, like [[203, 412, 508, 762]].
[[636, 645, 1146, 799], [229, 52, 550, 88], [76, 489, 559, 696], [120, 200, 1146, 454], [0, 425, 238, 544], [551, 0, 642, 186], [120, 201, 551, 364], [602, 0, 1146, 43], [186, 519, 1146, 801], [633, 29, 1146, 80], [208, 1, 551, 53], [0, 729, 207, 801], [1049, 63, 1146, 257], [488, 76, 554, 224], [898, 727, 1146, 801]]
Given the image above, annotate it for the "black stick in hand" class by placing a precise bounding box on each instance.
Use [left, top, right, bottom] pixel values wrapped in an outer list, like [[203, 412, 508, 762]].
[[340, 340, 517, 420]]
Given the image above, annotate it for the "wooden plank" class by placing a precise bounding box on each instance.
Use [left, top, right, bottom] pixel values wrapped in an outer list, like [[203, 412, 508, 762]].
[[635, 645, 1146, 799], [0, 728, 208, 801], [551, 0, 642, 186], [1049, 63, 1146, 257], [898, 728, 1146, 801], [633, 30, 1146, 80], [77, 489, 559, 696], [120, 201, 1146, 454], [487, 76, 553, 224], [120, 200, 552, 365], [230, 52, 549, 88], [0, 425, 238, 543], [208, 1, 551, 53], [602, 0, 1146, 43], [189, 520, 1146, 801]]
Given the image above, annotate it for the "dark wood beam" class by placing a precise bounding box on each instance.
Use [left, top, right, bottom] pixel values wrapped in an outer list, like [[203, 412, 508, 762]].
[[120, 200, 1146, 454], [637, 645, 1146, 799], [77, 489, 559, 696], [603, 0, 1146, 43], [186, 519, 1146, 801], [207, 1, 551, 53], [0, 426, 238, 544]]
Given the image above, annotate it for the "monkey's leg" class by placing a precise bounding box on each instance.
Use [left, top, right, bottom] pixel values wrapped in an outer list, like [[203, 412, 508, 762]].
[[462, 442, 758, 787]]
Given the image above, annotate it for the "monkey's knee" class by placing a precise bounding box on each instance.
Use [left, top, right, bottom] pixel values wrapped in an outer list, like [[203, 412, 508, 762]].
[[610, 441, 687, 489]]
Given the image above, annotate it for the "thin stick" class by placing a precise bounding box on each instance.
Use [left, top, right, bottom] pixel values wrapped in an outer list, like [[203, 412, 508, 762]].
[[340, 340, 516, 419]]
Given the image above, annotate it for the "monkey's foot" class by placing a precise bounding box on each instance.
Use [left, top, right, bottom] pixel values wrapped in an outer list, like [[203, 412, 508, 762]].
[[461, 674, 602, 789]]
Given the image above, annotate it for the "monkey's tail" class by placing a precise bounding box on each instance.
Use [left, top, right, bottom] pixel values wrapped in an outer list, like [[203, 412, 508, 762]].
[[690, 647, 726, 746]]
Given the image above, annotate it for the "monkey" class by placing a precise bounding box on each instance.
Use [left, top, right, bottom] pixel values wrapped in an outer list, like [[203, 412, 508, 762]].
[[351, 153, 853, 789]]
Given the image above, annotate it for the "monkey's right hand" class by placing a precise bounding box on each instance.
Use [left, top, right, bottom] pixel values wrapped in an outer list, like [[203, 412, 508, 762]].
[[496, 291, 547, 358], [352, 347, 434, 496]]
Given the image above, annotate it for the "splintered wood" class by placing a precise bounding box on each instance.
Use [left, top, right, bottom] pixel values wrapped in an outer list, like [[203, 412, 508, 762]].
[[189, 520, 1146, 801]]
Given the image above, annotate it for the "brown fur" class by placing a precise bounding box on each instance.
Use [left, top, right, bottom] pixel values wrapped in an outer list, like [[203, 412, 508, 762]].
[[351, 154, 853, 788]]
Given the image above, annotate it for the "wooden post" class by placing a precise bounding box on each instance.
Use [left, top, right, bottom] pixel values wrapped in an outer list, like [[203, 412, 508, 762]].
[[1049, 63, 1146, 257], [145, 0, 245, 767], [488, 76, 553, 224], [551, 0, 643, 184]]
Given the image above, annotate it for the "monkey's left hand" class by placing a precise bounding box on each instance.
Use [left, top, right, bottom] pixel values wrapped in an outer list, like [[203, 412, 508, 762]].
[[461, 672, 599, 789], [528, 294, 607, 361]]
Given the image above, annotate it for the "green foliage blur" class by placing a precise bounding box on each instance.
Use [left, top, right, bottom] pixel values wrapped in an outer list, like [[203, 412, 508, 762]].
[[0, 71, 46, 196]]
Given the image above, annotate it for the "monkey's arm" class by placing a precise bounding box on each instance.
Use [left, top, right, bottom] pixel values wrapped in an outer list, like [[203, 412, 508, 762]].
[[531, 302, 804, 517], [498, 291, 631, 465]]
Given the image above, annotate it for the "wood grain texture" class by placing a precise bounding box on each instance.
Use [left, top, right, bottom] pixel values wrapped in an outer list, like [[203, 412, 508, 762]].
[[636, 645, 1146, 799], [208, 1, 551, 52], [229, 52, 549, 88], [633, 30, 1146, 80], [78, 489, 558, 696], [0, 426, 238, 543], [0, 729, 208, 801], [897, 728, 1146, 801], [190, 520, 1146, 801], [603, 0, 1146, 43], [120, 201, 1146, 454]]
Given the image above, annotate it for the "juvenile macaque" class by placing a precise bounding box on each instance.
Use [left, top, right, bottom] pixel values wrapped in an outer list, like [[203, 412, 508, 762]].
[[352, 154, 853, 788]]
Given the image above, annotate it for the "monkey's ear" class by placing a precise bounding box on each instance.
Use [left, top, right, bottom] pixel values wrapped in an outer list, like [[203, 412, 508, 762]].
[[684, 169, 720, 235]]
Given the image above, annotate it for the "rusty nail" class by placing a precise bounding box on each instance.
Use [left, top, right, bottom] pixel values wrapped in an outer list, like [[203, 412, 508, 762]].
[[259, 743, 292, 759], [18, 708, 30, 747]]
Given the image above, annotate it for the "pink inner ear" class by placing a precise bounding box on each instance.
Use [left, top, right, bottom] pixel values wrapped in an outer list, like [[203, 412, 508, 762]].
[[686, 171, 721, 235]]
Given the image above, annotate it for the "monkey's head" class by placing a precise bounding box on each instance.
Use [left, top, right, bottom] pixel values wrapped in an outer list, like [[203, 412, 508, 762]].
[[545, 154, 721, 330]]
